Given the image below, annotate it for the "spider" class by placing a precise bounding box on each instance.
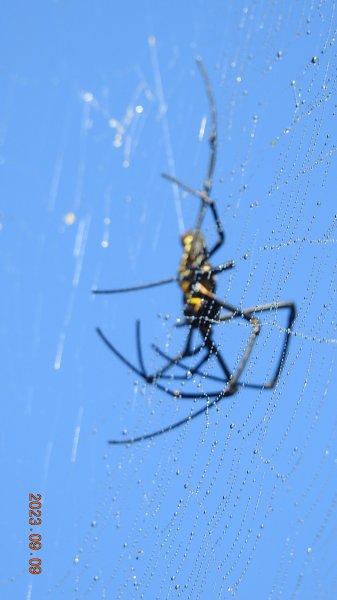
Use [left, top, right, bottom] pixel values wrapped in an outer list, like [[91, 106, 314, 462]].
[[94, 58, 296, 444]]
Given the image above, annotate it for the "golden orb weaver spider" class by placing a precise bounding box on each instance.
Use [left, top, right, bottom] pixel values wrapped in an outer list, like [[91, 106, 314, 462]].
[[94, 58, 296, 444]]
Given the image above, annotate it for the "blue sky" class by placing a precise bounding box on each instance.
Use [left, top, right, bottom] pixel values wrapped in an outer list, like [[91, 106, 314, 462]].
[[1, 1, 337, 598]]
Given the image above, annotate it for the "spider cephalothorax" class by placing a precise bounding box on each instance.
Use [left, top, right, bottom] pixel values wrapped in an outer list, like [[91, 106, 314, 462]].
[[179, 230, 218, 324]]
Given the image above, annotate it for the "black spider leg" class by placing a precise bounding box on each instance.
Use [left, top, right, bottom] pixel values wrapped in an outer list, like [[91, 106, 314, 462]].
[[196, 57, 217, 190], [152, 324, 265, 390], [200, 330, 232, 378], [150, 343, 228, 383], [187, 300, 295, 389], [108, 388, 231, 445], [97, 289, 258, 397], [140, 290, 257, 387], [150, 339, 205, 381], [174, 301, 296, 390], [139, 317, 232, 395], [136, 320, 200, 381], [105, 315, 262, 446], [91, 260, 234, 298], [107, 310, 274, 445], [92, 275, 178, 295], [96, 326, 232, 399], [96, 327, 187, 399], [189, 294, 261, 390], [135, 326, 277, 393], [92, 262, 234, 299], [181, 294, 297, 391], [149, 343, 277, 391], [218, 301, 296, 389], [133, 284, 233, 385], [150, 325, 232, 383], [157, 292, 262, 388], [162, 58, 224, 259], [193, 56, 218, 236], [101, 302, 293, 445], [161, 168, 225, 260]]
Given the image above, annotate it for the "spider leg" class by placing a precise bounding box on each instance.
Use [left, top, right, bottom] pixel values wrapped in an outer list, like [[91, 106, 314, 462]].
[[199, 290, 254, 324], [196, 291, 280, 388], [226, 320, 261, 388], [151, 339, 204, 370], [97, 326, 181, 393], [209, 260, 235, 274], [161, 58, 217, 202], [151, 344, 204, 381], [195, 57, 217, 195], [172, 315, 270, 390], [178, 290, 262, 389], [162, 59, 224, 259], [106, 311, 273, 446], [206, 201, 225, 259], [161, 173, 212, 204], [108, 387, 234, 445], [142, 325, 197, 379], [215, 301, 296, 388], [150, 344, 227, 383], [201, 331, 232, 381], [136, 322, 210, 384], [194, 57, 226, 258], [97, 327, 185, 397], [92, 275, 178, 295], [152, 341, 209, 372], [192, 286, 255, 326], [148, 332, 232, 398], [154, 336, 223, 380], [237, 301, 296, 388], [161, 170, 224, 260], [188, 299, 296, 390], [97, 327, 153, 382], [97, 327, 232, 399]]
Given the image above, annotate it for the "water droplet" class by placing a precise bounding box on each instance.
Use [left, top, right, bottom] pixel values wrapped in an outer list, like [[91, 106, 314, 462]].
[[82, 91, 93, 103], [64, 212, 76, 226]]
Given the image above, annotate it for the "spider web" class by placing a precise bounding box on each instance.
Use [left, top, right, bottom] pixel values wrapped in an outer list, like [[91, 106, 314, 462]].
[[2, 1, 337, 599]]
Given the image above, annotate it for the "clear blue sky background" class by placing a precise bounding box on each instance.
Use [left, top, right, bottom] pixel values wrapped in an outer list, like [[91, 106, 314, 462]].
[[1, 1, 337, 598]]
